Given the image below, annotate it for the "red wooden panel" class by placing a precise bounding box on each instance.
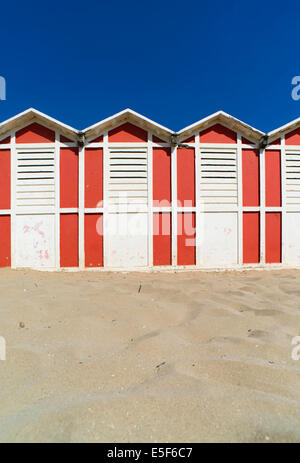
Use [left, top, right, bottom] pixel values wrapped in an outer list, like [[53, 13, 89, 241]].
[[0, 149, 10, 209], [243, 212, 260, 263], [16, 123, 55, 143], [242, 149, 259, 206], [90, 135, 103, 143], [177, 213, 196, 265], [108, 122, 147, 142], [60, 214, 78, 267], [0, 136, 10, 144], [153, 213, 171, 266], [266, 213, 281, 263], [153, 135, 165, 143], [242, 137, 253, 144], [85, 148, 103, 207], [0, 216, 11, 267], [271, 138, 281, 145], [285, 128, 300, 145], [200, 124, 237, 143], [60, 148, 79, 207], [85, 214, 103, 267], [60, 135, 72, 143], [153, 148, 171, 206], [182, 135, 195, 143], [265, 150, 281, 207], [177, 148, 195, 207]]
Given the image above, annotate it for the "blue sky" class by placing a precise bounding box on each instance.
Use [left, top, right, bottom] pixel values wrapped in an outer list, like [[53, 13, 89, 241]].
[[0, 0, 299, 133]]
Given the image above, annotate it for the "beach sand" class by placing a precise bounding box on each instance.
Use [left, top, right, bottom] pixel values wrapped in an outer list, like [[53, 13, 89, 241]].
[[0, 268, 300, 442]]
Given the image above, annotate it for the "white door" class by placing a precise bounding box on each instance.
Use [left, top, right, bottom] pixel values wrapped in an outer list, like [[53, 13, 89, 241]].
[[14, 147, 56, 268], [105, 147, 148, 268]]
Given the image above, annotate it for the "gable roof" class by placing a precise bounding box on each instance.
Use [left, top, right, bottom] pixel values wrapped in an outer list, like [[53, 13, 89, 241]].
[[177, 110, 264, 143], [268, 116, 300, 143], [83, 108, 173, 142], [0, 107, 271, 146], [0, 108, 78, 141]]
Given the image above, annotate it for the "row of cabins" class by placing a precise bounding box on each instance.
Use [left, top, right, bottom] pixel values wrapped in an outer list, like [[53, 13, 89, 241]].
[[0, 107, 299, 271]]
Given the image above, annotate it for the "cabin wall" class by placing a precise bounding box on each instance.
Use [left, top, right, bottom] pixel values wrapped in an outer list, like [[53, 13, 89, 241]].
[[0, 117, 300, 269]]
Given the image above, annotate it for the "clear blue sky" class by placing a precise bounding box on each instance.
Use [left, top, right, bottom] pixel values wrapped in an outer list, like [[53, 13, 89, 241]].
[[0, 0, 299, 133]]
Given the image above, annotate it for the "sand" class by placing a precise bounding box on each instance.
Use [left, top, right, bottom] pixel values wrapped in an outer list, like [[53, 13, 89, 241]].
[[0, 268, 300, 442]]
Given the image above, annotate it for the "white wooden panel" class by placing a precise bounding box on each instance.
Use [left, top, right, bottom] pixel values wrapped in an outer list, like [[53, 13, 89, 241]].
[[105, 147, 149, 268], [200, 149, 238, 207], [286, 213, 300, 264], [201, 172, 236, 178], [17, 179, 55, 186], [287, 185, 300, 190], [200, 184, 236, 190], [17, 191, 55, 199], [105, 213, 148, 267], [200, 212, 238, 266], [201, 178, 236, 184], [201, 197, 237, 204], [108, 198, 148, 205], [200, 159, 236, 165], [18, 159, 55, 166], [110, 159, 147, 165], [16, 198, 55, 206], [286, 155, 300, 160], [109, 190, 147, 197], [109, 178, 147, 185], [108, 148, 148, 209], [201, 190, 237, 197], [16, 148, 56, 213], [17, 166, 54, 173], [15, 215, 56, 268], [285, 152, 300, 206]]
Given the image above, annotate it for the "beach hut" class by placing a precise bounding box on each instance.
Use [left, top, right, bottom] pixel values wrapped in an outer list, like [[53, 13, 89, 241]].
[[0, 107, 299, 270]]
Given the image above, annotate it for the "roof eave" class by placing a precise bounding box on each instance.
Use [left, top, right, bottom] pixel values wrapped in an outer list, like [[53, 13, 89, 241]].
[[0, 108, 78, 141], [177, 111, 264, 143], [268, 117, 300, 143], [83, 108, 173, 142]]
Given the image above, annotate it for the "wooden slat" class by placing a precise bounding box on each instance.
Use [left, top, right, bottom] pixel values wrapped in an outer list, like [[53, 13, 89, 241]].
[[200, 159, 236, 165], [201, 197, 237, 204], [16, 148, 56, 212], [108, 148, 148, 208], [109, 190, 148, 197], [16, 198, 55, 206], [109, 178, 147, 185], [200, 184, 237, 190], [201, 178, 236, 185], [17, 191, 55, 199], [110, 159, 147, 165], [199, 149, 237, 206], [286, 167, 300, 172], [110, 165, 147, 175], [109, 198, 148, 205], [17, 179, 55, 186], [17, 166, 55, 173], [286, 155, 300, 160], [17, 159, 55, 166], [109, 184, 147, 191], [200, 190, 237, 197], [201, 172, 236, 178]]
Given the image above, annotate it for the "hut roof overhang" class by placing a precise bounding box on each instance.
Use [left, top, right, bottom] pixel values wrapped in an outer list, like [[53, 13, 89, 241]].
[[268, 117, 300, 143], [83, 108, 173, 142], [177, 110, 264, 144], [0, 108, 78, 141]]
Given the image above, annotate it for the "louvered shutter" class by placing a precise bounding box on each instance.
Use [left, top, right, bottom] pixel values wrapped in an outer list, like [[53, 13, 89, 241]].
[[108, 148, 148, 210], [286, 152, 300, 206], [200, 149, 238, 205], [16, 148, 56, 212]]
